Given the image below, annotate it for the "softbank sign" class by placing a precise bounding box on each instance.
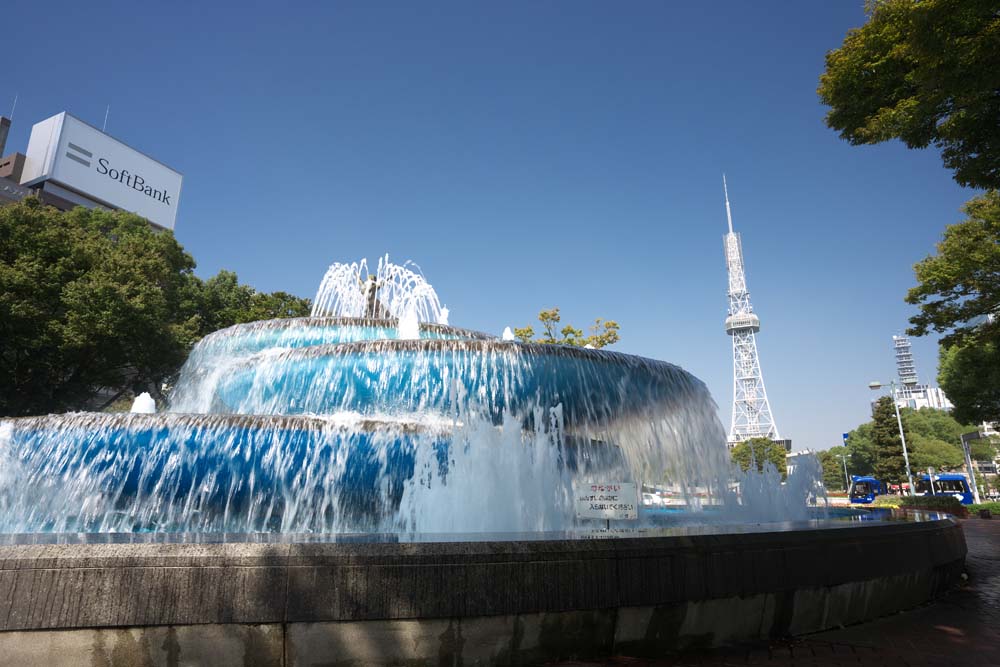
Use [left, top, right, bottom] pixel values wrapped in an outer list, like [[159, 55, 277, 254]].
[[21, 113, 183, 230]]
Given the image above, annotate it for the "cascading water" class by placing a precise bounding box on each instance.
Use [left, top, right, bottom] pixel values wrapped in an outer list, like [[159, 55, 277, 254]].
[[0, 257, 820, 536]]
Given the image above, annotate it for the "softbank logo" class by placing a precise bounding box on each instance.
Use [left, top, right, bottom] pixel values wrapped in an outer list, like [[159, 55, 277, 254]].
[[64, 142, 173, 206], [65, 143, 92, 167]]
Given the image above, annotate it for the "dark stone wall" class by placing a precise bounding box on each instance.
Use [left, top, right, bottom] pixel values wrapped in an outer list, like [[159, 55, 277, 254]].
[[0, 518, 967, 664]]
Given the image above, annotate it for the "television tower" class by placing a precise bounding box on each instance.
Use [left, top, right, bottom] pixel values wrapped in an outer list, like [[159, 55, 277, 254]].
[[723, 177, 780, 446]]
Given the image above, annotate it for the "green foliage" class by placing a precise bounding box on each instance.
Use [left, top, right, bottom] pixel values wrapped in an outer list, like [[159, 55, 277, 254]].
[[969, 437, 999, 462], [189, 270, 310, 339], [906, 191, 1000, 348], [844, 405, 976, 481], [0, 198, 311, 417], [938, 338, 1000, 424], [969, 501, 1000, 515], [898, 494, 967, 515], [904, 407, 972, 472], [875, 494, 966, 515], [872, 396, 908, 484], [819, 2, 1000, 426], [842, 422, 878, 477], [907, 434, 965, 472], [818, 0, 1000, 190], [0, 199, 196, 416], [515, 308, 621, 349], [818, 447, 849, 491], [730, 437, 787, 480], [873, 495, 903, 509]]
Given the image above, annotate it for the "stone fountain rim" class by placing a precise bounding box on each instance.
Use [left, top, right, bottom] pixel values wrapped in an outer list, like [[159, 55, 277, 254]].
[[0, 516, 966, 648]]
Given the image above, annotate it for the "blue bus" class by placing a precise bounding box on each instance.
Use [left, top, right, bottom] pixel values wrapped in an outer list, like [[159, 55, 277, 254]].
[[916, 473, 974, 505], [849, 476, 887, 504]]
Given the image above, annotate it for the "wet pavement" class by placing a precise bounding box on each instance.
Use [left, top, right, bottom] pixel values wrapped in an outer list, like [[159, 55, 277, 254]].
[[556, 518, 1000, 667]]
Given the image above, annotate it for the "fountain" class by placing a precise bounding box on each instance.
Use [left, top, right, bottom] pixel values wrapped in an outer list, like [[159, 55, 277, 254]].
[[0, 256, 967, 665]]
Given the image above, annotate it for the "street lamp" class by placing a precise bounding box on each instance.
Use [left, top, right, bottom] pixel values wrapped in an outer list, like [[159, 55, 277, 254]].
[[835, 452, 851, 491], [960, 432, 983, 505], [868, 380, 916, 496]]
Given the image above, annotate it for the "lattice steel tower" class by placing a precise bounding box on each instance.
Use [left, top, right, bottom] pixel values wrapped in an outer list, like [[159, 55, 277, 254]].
[[722, 177, 779, 446]]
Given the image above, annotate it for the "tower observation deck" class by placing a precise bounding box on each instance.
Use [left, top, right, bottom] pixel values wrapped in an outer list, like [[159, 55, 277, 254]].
[[722, 177, 780, 447]]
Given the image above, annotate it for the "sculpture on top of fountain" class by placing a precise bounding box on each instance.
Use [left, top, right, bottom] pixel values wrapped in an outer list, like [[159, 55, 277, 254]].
[[312, 255, 449, 325]]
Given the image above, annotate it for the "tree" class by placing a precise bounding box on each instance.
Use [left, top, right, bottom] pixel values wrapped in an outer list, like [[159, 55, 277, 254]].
[[818, 0, 1000, 190], [188, 270, 310, 339], [730, 437, 787, 480], [842, 423, 878, 477], [938, 340, 1000, 424], [0, 199, 197, 416], [514, 307, 620, 349], [906, 191, 1000, 347], [818, 447, 850, 491], [907, 433, 965, 472], [901, 191, 1000, 423], [872, 396, 908, 484], [904, 405, 974, 443], [844, 405, 975, 479], [0, 198, 312, 417], [969, 436, 999, 462]]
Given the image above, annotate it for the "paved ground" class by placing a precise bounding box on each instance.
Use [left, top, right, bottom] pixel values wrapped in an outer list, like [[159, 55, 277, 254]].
[[557, 519, 1000, 667]]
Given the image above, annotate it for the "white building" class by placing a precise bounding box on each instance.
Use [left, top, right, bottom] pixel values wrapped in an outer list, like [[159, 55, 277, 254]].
[[894, 383, 954, 411], [887, 335, 954, 411]]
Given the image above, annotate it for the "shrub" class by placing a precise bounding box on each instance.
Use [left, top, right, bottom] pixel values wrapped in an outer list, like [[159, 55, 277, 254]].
[[872, 496, 902, 509], [969, 501, 1000, 516], [898, 495, 966, 515], [870, 495, 967, 515]]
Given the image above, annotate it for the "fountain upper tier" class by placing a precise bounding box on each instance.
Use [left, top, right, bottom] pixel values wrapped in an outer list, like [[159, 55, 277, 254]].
[[311, 256, 449, 324], [195, 317, 492, 352], [208, 337, 707, 429]]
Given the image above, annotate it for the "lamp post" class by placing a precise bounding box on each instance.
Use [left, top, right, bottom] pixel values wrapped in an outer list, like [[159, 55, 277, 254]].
[[868, 380, 916, 496], [960, 432, 983, 504], [835, 452, 851, 491]]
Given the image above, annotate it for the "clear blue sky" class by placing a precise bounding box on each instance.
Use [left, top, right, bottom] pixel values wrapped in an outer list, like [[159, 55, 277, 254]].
[[3, 2, 977, 449]]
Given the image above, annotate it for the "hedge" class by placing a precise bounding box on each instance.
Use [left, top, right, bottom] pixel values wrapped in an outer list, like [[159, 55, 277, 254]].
[[870, 494, 966, 515], [969, 501, 1000, 515]]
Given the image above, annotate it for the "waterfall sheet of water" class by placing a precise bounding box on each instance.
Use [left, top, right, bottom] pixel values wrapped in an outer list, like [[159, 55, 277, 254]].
[[0, 257, 825, 536]]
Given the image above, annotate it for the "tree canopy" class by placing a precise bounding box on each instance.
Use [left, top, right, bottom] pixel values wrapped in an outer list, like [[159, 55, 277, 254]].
[[841, 405, 978, 479], [817, 447, 850, 491], [191, 270, 311, 339], [730, 437, 787, 480], [0, 198, 311, 417], [938, 339, 1000, 425], [818, 0, 1000, 432], [871, 396, 908, 484], [514, 308, 620, 349], [906, 191, 1000, 347], [902, 191, 1000, 423], [818, 0, 1000, 190]]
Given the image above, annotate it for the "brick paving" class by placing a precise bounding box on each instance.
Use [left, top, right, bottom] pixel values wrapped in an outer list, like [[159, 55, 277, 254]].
[[557, 519, 1000, 667]]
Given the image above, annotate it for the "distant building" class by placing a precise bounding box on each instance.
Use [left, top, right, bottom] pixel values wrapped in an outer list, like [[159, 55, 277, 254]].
[[894, 383, 953, 411], [0, 112, 182, 230], [881, 335, 954, 412]]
